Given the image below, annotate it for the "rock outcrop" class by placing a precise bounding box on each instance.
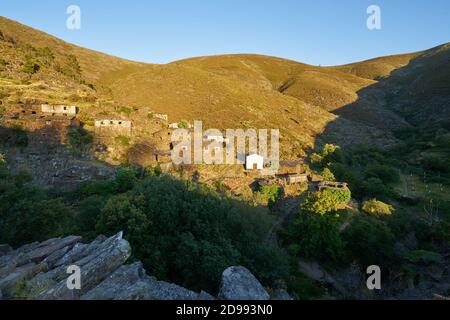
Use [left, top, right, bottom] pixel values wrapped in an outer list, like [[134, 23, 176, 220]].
[[0, 233, 287, 300], [218, 266, 270, 300]]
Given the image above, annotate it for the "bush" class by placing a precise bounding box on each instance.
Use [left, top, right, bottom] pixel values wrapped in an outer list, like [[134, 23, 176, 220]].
[[68, 128, 93, 150], [342, 214, 396, 267], [95, 175, 288, 292], [23, 59, 40, 74], [285, 209, 345, 263], [365, 165, 400, 184], [421, 154, 449, 173], [321, 168, 336, 181], [178, 120, 190, 129], [301, 189, 351, 215], [115, 135, 130, 146], [119, 106, 133, 116], [362, 199, 395, 216], [258, 185, 283, 209]]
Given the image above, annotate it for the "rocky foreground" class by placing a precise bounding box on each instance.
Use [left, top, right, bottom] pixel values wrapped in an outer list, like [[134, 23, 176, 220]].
[[0, 232, 291, 300]]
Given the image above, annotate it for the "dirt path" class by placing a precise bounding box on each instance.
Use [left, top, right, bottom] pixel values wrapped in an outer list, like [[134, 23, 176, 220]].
[[265, 196, 301, 247]]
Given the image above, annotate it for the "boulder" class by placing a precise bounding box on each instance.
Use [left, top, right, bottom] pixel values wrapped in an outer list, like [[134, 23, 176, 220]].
[[0, 245, 12, 257], [82, 262, 207, 300], [218, 266, 270, 300], [36, 232, 131, 300]]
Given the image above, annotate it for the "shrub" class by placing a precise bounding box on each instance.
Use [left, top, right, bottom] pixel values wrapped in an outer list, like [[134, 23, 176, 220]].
[[301, 189, 351, 215], [285, 209, 345, 263], [321, 168, 336, 181], [95, 175, 288, 292], [119, 106, 133, 115], [421, 154, 449, 173], [365, 165, 400, 184], [258, 185, 283, 209], [23, 59, 40, 74], [362, 177, 388, 198], [407, 250, 441, 265], [342, 214, 396, 267], [362, 199, 394, 216], [178, 120, 190, 129], [115, 135, 130, 146], [68, 128, 93, 149]]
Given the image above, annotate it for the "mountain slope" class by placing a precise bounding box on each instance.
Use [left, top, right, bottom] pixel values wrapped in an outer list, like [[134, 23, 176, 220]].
[[1, 16, 449, 157]]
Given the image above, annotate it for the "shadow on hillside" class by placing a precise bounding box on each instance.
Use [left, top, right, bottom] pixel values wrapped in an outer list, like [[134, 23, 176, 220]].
[[0, 121, 115, 190], [312, 50, 449, 151]]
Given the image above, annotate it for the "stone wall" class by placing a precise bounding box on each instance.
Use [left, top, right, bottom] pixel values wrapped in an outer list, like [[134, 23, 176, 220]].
[[94, 120, 132, 137], [41, 104, 77, 115]]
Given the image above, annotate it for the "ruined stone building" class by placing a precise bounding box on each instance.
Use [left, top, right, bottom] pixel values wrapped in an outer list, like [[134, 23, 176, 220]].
[[41, 104, 77, 116], [94, 120, 132, 137], [1, 104, 80, 146], [317, 181, 349, 192]]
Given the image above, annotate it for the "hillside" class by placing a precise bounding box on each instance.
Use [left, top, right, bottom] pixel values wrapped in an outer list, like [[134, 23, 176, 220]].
[[1, 15, 449, 156]]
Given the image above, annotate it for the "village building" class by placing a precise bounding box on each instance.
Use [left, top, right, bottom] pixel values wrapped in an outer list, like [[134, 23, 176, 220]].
[[94, 119, 132, 137], [1, 104, 80, 146], [317, 181, 349, 192], [41, 104, 77, 116], [246, 153, 264, 170]]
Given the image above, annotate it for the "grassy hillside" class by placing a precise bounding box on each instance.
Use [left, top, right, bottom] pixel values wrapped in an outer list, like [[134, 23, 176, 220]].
[[1, 16, 449, 157]]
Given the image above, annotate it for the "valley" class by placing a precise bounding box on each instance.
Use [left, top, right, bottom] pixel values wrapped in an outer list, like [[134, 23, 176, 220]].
[[0, 15, 449, 300]]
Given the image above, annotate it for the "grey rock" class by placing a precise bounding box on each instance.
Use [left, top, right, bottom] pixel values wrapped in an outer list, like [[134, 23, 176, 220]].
[[270, 289, 293, 300], [218, 266, 269, 300], [82, 262, 203, 300], [36, 232, 130, 300], [0, 245, 12, 257]]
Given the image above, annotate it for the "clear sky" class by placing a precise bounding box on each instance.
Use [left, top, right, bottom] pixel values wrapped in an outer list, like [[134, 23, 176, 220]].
[[1, 0, 449, 65]]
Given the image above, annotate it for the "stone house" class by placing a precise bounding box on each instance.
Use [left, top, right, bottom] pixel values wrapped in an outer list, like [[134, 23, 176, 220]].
[[94, 120, 132, 137]]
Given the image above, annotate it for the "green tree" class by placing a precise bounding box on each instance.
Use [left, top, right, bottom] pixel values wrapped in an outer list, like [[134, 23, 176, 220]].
[[362, 199, 394, 216], [342, 214, 396, 267]]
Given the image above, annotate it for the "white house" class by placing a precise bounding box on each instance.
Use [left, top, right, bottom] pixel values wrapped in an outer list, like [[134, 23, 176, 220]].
[[246, 154, 264, 170]]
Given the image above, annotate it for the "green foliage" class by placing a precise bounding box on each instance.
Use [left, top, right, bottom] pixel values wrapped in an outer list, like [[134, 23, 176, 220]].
[[287, 269, 325, 300], [114, 167, 137, 193], [119, 106, 133, 115], [95, 175, 288, 292], [362, 177, 389, 199], [146, 164, 162, 176], [301, 189, 351, 216], [178, 120, 190, 129], [60, 54, 82, 80], [285, 209, 345, 263], [365, 164, 400, 184], [0, 168, 75, 246], [342, 214, 396, 267], [407, 250, 441, 265], [362, 199, 394, 216], [68, 128, 93, 150], [115, 135, 130, 146], [321, 167, 336, 181], [421, 154, 449, 173], [23, 58, 40, 74], [258, 184, 282, 209]]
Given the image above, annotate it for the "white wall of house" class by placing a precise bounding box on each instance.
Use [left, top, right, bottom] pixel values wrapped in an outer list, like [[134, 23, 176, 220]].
[[245, 154, 264, 170]]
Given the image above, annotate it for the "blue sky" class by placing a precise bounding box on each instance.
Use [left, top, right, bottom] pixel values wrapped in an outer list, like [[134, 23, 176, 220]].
[[1, 0, 449, 65]]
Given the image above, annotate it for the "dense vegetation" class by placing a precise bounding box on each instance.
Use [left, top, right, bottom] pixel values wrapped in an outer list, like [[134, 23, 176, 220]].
[[0, 156, 288, 293]]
